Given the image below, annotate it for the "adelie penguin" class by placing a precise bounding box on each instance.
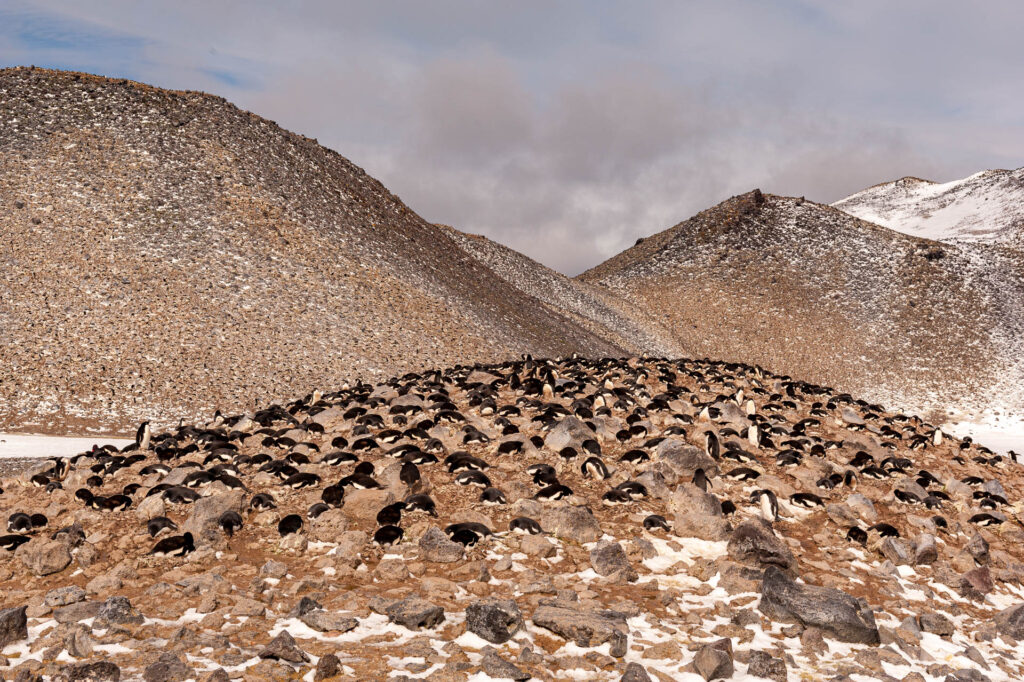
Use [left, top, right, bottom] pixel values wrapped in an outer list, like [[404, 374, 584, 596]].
[[136, 420, 152, 451], [147, 516, 178, 538], [219, 511, 244, 537], [643, 514, 670, 532], [691, 468, 711, 492], [150, 532, 195, 557], [752, 489, 779, 521], [277, 514, 304, 537], [509, 517, 542, 535], [581, 457, 610, 480]]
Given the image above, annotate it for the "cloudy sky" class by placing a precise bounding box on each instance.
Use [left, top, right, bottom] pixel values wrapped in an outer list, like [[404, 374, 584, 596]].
[[2, 1, 1021, 274]]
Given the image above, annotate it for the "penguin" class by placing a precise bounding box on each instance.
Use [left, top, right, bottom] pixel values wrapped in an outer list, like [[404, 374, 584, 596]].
[[480, 487, 507, 505], [321, 450, 358, 466], [893, 489, 922, 505], [404, 494, 438, 516], [534, 484, 573, 501], [162, 487, 201, 504], [250, 493, 277, 511], [445, 522, 492, 539], [308, 502, 330, 519], [339, 473, 383, 489], [321, 485, 345, 508], [752, 489, 779, 521], [723, 467, 760, 482], [0, 535, 31, 551], [581, 457, 610, 480], [400, 461, 421, 488], [790, 492, 824, 508], [449, 528, 481, 547], [122, 483, 142, 497], [150, 532, 195, 557], [642, 514, 670, 532], [602, 488, 631, 506], [219, 511, 244, 537], [509, 517, 543, 535], [376, 502, 405, 526], [870, 523, 900, 537], [969, 513, 1003, 526], [619, 449, 650, 464], [7, 512, 33, 534], [720, 500, 737, 516], [615, 481, 648, 499], [283, 472, 321, 490], [136, 421, 152, 451], [454, 471, 491, 488], [704, 430, 720, 460], [846, 526, 868, 545], [277, 514, 304, 536], [691, 468, 711, 492]]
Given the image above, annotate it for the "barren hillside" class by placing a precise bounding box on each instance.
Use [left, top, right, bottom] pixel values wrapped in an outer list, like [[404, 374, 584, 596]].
[[0, 67, 636, 434], [580, 191, 1024, 418]]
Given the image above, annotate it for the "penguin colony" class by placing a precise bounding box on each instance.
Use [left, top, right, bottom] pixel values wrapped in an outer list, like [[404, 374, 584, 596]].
[[2, 355, 1024, 680]]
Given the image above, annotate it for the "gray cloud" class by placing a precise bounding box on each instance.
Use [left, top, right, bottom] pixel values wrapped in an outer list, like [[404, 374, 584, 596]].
[[4, 0, 1023, 273]]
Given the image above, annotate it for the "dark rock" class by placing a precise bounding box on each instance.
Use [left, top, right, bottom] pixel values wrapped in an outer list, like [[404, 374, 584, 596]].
[[621, 662, 653, 682], [670, 484, 730, 541], [314, 653, 341, 682], [966, 532, 990, 564], [943, 670, 991, 682], [258, 630, 309, 663], [481, 649, 531, 680], [913, 534, 938, 565], [960, 566, 994, 600], [919, 612, 955, 637], [466, 599, 524, 644], [45, 585, 87, 607], [992, 602, 1024, 639], [590, 541, 636, 579], [759, 566, 880, 644], [0, 606, 28, 649], [143, 653, 192, 682], [97, 596, 144, 625], [693, 640, 733, 680], [746, 651, 787, 682], [182, 491, 245, 547], [374, 597, 445, 630], [540, 504, 603, 543], [54, 601, 102, 624], [55, 661, 121, 681], [64, 625, 94, 658], [418, 526, 464, 563], [727, 518, 797, 574], [657, 439, 719, 479]]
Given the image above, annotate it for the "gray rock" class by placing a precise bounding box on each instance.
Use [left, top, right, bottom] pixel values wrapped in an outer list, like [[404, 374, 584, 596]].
[[693, 640, 733, 680], [540, 504, 603, 543], [634, 470, 672, 500], [992, 602, 1024, 639], [258, 630, 309, 663], [746, 651, 786, 682], [590, 541, 635, 578], [544, 417, 594, 451], [97, 596, 144, 625], [943, 670, 991, 682], [880, 537, 912, 566], [55, 662, 121, 681], [466, 599, 524, 644], [520, 533, 556, 558], [418, 526, 465, 563], [299, 609, 358, 634], [0, 606, 28, 649], [481, 649, 531, 680], [845, 494, 878, 523], [16, 538, 72, 576], [343, 488, 395, 521], [727, 518, 797, 574], [960, 566, 994, 600], [45, 585, 87, 607], [375, 597, 445, 630], [260, 560, 288, 578], [621, 663, 653, 682], [759, 566, 880, 644], [825, 503, 861, 527], [966, 532, 990, 564], [65, 625, 94, 658], [182, 491, 245, 547], [841, 407, 865, 425], [314, 653, 341, 682], [657, 439, 719, 478], [983, 480, 1006, 498], [54, 601, 102, 624], [532, 604, 628, 655], [914, 534, 938, 565], [143, 653, 192, 682], [670, 484, 730, 541]]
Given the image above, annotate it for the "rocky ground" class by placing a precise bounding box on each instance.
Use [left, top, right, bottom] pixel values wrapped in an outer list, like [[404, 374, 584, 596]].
[[2, 356, 1024, 681]]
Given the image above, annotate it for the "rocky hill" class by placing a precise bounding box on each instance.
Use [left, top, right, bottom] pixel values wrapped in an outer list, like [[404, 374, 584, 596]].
[[833, 168, 1024, 251], [2, 355, 1024, 681], [0, 67, 642, 435], [579, 191, 1024, 420]]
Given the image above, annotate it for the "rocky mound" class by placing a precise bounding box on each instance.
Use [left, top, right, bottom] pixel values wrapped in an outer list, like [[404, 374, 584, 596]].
[[0, 67, 638, 435], [579, 191, 1024, 419], [2, 355, 1024, 680]]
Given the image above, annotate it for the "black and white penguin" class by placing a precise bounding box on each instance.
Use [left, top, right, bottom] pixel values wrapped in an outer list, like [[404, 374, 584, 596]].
[[340, 473, 383, 489], [250, 493, 277, 511], [0, 535, 31, 551], [404, 494, 437, 516], [509, 517, 543, 535], [870, 523, 900, 537], [150, 532, 195, 557], [691, 468, 711, 492], [136, 421, 152, 451], [376, 502, 405, 526], [790, 492, 824, 508], [534, 484, 573, 501], [283, 472, 321, 490], [581, 457, 610, 480], [219, 511, 244, 537], [7, 512, 32, 534], [455, 470, 491, 488], [846, 526, 868, 545], [308, 502, 330, 519], [752, 489, 779, 521], [642, 514, 670, 532], [400, 461, 421, 488], [277, 514, 304, 536], [969, 513, 1003, 526], [373, 525, 404, 546], [893, 489, 922, 505], [480, 487, 507, 505], [321, 485, 345, 508], [723, 467, 760, 482], [703, 430, 720, 460], [449, 528, 480, 547]]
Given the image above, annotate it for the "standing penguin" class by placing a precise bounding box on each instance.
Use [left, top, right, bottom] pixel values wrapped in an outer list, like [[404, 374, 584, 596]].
[[753, 489, 779, 521], [135, 421, 152, 451], [704, 430, 720, 461], [692, 468, 711, 492]]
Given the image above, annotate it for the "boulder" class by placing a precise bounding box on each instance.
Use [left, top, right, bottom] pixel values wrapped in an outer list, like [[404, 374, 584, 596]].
[[342, 488, 395, 522], [373, 597, 445, 630], [480, 649, 530, 681], [418, 526, 464, 563], [590, 541, 635, 579], [620, 663, 653, 682], [97, 596, 144, 625], [16, 538, 72, 576], [314, 654, 341, 682], [657, 439, 719, 478], [670, 484, 730, 541], [759, 566, 880, 644], [45, 585, 87, 607], [182, 491, 245, 547], [726, 519, 797, 574], [143, 653, 192, 682], [540, 504, 603, 544], [55, 662, 121, 681], [544, 417, 594, 451], [532, 604, 628, 656], [913, 534, 938, 565], [746, 650, 787, 682], [693, 640, 733, 680], [258, 630, 309, 663], [0, 606, 28, 649], [466, 599, 524, 644], [992, 603, 1024, 639], [520, 533, 557, 558], [960, 566, 994, 600]]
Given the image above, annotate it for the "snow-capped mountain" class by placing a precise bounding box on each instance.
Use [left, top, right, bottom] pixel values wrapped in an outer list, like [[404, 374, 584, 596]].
[[832, 167, 1024, 249]]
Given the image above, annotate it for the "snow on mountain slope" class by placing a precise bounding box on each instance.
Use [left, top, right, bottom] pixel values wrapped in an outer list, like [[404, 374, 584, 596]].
[[833, 167, 1024, 248]]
